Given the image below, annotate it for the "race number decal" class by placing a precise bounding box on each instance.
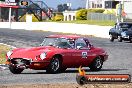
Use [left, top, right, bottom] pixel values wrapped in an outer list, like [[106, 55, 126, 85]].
[[82, 52, 87, 58]]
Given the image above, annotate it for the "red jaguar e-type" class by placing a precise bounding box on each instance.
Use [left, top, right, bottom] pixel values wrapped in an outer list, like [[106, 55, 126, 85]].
[[6, 35, 108, 74]]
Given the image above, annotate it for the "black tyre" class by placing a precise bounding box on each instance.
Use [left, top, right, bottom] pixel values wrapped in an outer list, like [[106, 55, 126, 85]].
[[9, 65, 24, 74], [89, 56, 103, 71], [109, 35, 114, 42], [118, 36, 122, 42], [46, 56, 61, 74]]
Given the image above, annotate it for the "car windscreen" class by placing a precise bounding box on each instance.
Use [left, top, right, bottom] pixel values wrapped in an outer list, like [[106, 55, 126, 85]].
[[120, 23, 132, 29], [40, 38, 72, 48]]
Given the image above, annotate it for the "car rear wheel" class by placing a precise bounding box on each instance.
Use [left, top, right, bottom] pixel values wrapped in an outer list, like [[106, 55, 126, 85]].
[[118, 36, 122, 42], [46, 56, 61, 74], [110, 35, 114, 42], [9, 65, 24, 74], [89, 56, 103, 71]]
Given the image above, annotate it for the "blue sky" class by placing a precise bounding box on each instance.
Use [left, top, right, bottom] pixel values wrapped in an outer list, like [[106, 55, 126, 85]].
[[8, 0, 87, 9], [43, 0, 86, 9]]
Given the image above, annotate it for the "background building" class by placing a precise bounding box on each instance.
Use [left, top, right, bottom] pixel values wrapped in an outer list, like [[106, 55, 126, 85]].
[[86, 0, 132, 21]]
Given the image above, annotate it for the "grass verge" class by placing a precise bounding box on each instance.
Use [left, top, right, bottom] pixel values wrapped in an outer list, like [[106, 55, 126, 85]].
[[0, 44, 12, 64]]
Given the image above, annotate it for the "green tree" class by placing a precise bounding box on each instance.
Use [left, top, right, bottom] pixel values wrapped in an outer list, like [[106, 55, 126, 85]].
[[57, 4, 69, 12], [57, 4, 63, 12], [63, 4, 68, 11], [76, 9, 87, 20], [76, 9, 105, 20]]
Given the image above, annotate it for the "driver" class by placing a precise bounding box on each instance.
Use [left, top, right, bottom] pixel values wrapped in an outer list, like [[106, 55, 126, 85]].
[[68, 39, 75, 48]]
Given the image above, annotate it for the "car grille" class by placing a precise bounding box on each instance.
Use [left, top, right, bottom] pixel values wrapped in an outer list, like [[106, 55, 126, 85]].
[[11, 58, 31, 65]]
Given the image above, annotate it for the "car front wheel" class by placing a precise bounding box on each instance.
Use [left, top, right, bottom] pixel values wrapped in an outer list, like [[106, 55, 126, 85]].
[[9, 65, 24, 74], [110, 35, 114, 42], [118, 36, 122, 42], [89, 56, 103, 71], [46, 56, 61, 74]]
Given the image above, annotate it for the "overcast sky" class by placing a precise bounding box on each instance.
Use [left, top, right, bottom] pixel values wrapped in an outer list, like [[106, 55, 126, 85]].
[[43, 0, 86, 9]]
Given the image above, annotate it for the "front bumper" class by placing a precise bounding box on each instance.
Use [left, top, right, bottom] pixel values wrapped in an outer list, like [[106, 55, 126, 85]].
[[122, 36, 132, 40], [7, 58, 50, 70], [29, 61, 50, 69]]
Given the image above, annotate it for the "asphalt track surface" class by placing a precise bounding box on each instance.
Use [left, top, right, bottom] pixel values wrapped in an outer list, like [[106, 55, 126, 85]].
[[0, 28, 132, 85]]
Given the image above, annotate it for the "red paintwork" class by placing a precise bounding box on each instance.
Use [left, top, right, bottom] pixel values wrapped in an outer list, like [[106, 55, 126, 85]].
[[0, 4, 19, 8], [6, 35, 108, 70]]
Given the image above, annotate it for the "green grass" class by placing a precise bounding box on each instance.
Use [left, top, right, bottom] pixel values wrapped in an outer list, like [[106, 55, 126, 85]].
[[59, 20, 115, 26], [0, 44, 12, 64], [41, 19, 115, 26]]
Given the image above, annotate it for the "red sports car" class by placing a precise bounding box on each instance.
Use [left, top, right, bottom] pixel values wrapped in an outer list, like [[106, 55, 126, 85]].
[[6, 35, 108, 74]]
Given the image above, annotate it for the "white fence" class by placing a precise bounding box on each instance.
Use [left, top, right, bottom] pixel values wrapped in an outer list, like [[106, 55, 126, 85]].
[[87, 13, 116, 22], [0, 22, 112, 38]]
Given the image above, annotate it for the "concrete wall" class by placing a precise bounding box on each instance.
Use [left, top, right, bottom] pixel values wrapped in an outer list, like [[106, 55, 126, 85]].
[[0, 22, 112, 38]]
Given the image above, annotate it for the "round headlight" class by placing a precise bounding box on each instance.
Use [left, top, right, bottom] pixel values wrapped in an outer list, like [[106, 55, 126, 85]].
[[121, 32, 127, 37], [7, 51, 13, 57], [40, 52, 46, 60]]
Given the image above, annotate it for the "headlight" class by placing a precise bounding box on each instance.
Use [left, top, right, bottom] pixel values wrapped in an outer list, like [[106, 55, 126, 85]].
[[7, 51, 13, 57], [121, 32, 127, 37], [40, 52, 46, 60]]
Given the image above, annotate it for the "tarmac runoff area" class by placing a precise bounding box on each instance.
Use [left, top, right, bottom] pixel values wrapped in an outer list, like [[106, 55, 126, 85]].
[[1, 28, 132, 87]]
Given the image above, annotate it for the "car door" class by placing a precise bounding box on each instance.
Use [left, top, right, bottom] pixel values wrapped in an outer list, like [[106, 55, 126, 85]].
[[58, 38, 79, 67], [74, 38, 94, 67]]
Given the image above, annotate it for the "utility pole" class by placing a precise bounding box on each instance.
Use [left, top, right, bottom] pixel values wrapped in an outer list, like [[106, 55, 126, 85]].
[[117, 1, 122, 23], [86, 0, 89, 9]]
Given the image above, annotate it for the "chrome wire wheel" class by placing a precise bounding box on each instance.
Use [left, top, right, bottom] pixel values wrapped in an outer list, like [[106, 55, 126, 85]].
[[89, 56, 103, 71], [51, 58, 60, 72], [95, 58, 102, 69], [46, 56, 61, 74]]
